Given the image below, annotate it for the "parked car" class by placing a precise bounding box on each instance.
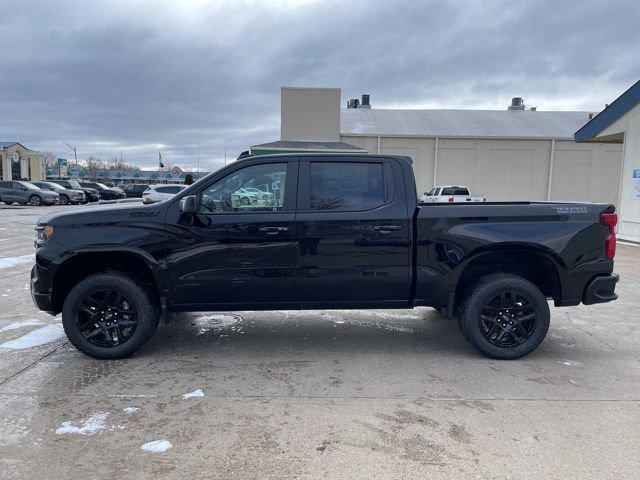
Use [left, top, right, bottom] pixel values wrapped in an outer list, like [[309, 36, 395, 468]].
[[31, 154, 619, 360], [142, 184, 187, 204], [420, 185, 486, 203], [233, 187, 275, 205], [32, 181, 86, 205], [122, 183, 149, 198], [79, 182, 126, 200], [51, 180, 100, 202], [0, 180, 60, 206]]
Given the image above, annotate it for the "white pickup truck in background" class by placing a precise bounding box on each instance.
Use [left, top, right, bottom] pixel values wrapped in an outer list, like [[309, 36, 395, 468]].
[[420, 185, 486, 203]]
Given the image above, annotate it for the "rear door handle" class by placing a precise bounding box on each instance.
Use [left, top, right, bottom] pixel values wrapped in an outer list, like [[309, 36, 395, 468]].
[[374, 225, 403, 233], [259, 226, 289, 235]]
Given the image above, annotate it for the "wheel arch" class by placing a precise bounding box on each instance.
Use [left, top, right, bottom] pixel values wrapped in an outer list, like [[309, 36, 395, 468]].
[[453, 247, 562, 310], [50, 249, 164, 314]]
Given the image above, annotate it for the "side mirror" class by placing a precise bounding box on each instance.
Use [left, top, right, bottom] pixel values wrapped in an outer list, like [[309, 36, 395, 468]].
[[179, 195, 198, 214]]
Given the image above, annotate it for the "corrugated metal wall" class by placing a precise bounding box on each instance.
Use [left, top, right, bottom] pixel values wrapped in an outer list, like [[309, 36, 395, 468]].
[[340, 135, 623, 204]]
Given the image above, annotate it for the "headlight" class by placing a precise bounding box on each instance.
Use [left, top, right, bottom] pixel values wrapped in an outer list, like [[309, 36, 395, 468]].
[[35, 225, 54, 246]]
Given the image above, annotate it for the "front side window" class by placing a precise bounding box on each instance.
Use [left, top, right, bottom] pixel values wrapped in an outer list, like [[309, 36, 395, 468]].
[[310, 162, 384, 210], [200, 163, 287, 213]]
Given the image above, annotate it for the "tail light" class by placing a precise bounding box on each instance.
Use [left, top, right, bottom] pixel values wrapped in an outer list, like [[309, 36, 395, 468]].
[[600, 213, 617, 259]]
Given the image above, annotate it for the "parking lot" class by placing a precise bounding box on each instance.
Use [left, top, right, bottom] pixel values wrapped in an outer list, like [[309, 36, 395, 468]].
[[0, 204, 638, 479]]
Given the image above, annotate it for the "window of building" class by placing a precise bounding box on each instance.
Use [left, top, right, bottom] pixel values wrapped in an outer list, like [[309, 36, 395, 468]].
[[309, 162, 385, 210]]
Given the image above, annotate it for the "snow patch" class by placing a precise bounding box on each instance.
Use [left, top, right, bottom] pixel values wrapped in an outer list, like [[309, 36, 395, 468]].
[[182, 389, 204, 399], [122, 406, 140, 414], [0, 254, 35, 271], [56, 412, 110, 436], [557, 360, 583, 367], [142, 439, 172, 453], [0, 324, 65, 349], [0, 319, 43, 332]]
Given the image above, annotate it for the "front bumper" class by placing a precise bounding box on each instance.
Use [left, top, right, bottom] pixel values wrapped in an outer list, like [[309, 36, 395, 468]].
[[582, 273, 619, 305], [30, 265, 54, 313]]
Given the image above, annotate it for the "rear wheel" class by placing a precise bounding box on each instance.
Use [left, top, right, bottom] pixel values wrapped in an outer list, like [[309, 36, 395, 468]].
[[457, 273, 550, 359], [29, 195, 42, 206], [62, 272, 159, 359]]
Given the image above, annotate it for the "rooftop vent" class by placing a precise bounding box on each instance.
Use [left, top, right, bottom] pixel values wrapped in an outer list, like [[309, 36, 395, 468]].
[[360, 94, 371, 109], [508, 97, 525, 110], [347, 98, 360, 109]]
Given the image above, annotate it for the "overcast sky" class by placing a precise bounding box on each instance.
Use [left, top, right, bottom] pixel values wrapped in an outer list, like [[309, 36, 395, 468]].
[[1, 0, 638, 170]]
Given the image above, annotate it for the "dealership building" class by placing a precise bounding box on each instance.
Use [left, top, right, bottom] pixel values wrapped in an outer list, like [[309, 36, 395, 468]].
[[0, 142, 45, 181]]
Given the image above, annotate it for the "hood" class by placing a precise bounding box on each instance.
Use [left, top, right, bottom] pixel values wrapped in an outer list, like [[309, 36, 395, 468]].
[[37, 202, 162, 227]]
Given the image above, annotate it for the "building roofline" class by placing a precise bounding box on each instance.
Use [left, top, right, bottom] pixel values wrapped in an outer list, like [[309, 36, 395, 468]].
[[575, 79, 640, 142]]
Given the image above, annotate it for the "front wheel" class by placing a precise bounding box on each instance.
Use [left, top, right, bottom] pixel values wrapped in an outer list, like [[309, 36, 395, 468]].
[[62, 272, 159, 359], [29, 195, 42, 206], [59, 194, 70, 205], [457, 273, 550, 359]]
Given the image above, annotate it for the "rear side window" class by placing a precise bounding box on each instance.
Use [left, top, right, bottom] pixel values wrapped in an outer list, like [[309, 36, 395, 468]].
[[441, 187, 469, 196], [309, 162, 385, 210]]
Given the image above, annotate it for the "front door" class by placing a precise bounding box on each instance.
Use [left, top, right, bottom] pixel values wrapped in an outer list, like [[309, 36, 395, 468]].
[[165, 159, 298, 309], [294, 157, 412, 307]]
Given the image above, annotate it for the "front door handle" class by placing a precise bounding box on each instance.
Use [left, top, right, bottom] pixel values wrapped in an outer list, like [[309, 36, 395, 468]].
[[374, 225, 402, 233], [259, 226, 289, 235]]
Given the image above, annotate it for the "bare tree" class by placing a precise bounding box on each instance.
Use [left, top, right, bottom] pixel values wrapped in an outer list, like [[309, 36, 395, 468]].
[[82, 157, 108, 180], [39, 151, 58, 170]]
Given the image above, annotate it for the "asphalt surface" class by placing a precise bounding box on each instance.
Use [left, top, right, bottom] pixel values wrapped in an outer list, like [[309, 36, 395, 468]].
[[0, 204, 638, 479]]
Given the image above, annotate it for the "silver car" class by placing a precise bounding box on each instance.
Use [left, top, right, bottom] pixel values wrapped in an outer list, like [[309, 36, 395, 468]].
[[0, 180, 60, 206], [32, 181, 86, 205]]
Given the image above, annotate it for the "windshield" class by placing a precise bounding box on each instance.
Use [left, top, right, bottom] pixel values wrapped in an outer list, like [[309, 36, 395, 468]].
[[18, 181, 39, 190], [96, 183, 109, 189], [69, 180, 82, 188], [42, 182, 62, 190]]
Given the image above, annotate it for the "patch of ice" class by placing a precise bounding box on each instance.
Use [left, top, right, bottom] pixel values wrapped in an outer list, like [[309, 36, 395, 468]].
[[55, 412, 109, 436], [0, 319, 44, 332], [182, 389, 204, 399], [142, 439, 172, 453], [123, 406, 140, 414], [0, 324, 65, 349], [191, 314, 242, 334], [0, 254, 35, 271], [333, 320, 345, 324]]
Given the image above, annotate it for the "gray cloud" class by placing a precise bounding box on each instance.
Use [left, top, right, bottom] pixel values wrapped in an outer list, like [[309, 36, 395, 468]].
[[1, 0, 638, 170]]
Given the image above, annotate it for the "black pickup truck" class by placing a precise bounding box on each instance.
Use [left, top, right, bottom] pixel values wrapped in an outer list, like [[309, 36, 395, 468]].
[[31, 154, 619, 360]]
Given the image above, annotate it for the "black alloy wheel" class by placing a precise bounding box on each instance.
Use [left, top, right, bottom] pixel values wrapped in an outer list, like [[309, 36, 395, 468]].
[[457, 273, 550, 359], [478, 290, 536, 348], [62, 272, 159, 359], [76, 289, 138, 347]]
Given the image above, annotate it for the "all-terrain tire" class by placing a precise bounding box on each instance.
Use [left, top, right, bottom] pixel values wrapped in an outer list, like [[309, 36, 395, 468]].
[[457, 273, 550, 360], [62, 272, 159, 359]]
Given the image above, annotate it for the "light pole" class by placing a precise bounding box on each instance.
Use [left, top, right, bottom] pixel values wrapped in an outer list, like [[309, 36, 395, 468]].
[[62, 141, 78, 165]]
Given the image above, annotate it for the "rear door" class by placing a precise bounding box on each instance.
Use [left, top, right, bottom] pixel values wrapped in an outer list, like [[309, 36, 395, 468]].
[[165, 158, 298, 308], [294, 157, 411, 306]]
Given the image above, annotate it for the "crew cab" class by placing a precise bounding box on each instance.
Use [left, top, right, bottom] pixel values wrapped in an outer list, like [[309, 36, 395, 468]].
[[30, 154, 619, 360], [421, 185, 486, 203]]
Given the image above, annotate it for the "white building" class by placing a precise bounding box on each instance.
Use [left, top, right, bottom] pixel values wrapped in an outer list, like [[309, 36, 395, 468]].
[[575, 80, 640, 243], [252, 87, 623, 208]]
